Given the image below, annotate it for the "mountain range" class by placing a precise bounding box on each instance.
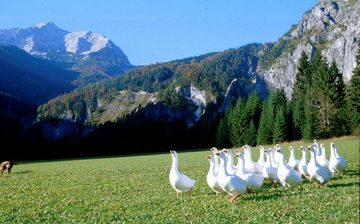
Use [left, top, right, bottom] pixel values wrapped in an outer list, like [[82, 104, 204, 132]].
[[0, 21, 133, 87], [0, 0, 359, 157], [37, 0, 359, 132]]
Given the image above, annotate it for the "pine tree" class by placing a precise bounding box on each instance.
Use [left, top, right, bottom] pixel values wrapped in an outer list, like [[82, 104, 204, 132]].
[[270, 89, 287, 117], [228, 98, 245, 146], [244, 91, 262, 128], [347, 45, 360, 133], [257, 101, 274, 144], [302, 96, 319, 140], [291, 52, 312, 140], [311, 51, 334, 137], [216, 117, 230, 147], [243, 119, 257, 146], [292, 51, 312, 99], [273, 108, 287, 143], [329, 60, 346, 107], [328, 60, 349, 135]]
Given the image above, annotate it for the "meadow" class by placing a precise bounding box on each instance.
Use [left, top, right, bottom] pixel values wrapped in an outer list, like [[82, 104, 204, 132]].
[[1, 136, 359, 223]]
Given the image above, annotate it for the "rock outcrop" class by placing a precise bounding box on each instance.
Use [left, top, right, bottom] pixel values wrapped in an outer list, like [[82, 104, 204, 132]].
[[259, 0, 359, 97]]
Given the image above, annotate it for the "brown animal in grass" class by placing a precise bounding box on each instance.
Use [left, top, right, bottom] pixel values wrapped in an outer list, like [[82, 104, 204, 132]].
[[0, 161, 13, 174]]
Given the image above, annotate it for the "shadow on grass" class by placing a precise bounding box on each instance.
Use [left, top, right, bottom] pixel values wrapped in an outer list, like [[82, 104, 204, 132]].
[[13, 169, 33, 175], [328, 181, 359, 188], [344, 170, 360, 176], [249, 191, 285, 201]]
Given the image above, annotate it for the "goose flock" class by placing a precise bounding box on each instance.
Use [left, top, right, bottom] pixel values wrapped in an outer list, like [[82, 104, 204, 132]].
[[169, 141, 347, 203]]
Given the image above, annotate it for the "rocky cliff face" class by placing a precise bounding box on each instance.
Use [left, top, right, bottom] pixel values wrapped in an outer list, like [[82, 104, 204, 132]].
[[259, 0, 359, 98]]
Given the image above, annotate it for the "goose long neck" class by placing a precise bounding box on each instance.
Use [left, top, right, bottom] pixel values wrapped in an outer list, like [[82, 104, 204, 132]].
[[265, 153, 271, 166], [236, 154, 245, 172], [171, 155, 179, 174], [269, 151, 275, 164], [278, 152, 286, 167], [321, 146, 327, 159], [246, 148, 252, 161], [209, 160, 216, 176], [219, 155, 229, 176], [334, 145, 340, 158], [315, 143, 321, 156], [213, 152, 219, 171], [290, 149, 295, 158], [309, 148, 317, 166], [330, 145, 336, 159], [227, 152, 234, 169], [301, 150, 307, 162], [258, 148, 265, 163]]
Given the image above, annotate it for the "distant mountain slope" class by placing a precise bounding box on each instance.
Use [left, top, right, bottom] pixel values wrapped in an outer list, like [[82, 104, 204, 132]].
[[0, 21, 133, 86], [36, 44, 268, 138], [0, 45, 78, 105], [258, 0, 360, 97]]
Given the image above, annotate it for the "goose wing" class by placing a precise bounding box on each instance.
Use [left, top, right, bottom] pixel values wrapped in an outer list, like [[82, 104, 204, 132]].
[[178, 173, 195, 189]]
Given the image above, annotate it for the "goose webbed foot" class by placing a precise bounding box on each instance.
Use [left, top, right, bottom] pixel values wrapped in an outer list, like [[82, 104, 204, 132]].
[[229, 195, 240, 204], [271, 180, 276, 188]]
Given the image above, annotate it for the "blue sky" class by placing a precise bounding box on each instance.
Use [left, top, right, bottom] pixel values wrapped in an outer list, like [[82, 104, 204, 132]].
[[0, 0, 316, 65]]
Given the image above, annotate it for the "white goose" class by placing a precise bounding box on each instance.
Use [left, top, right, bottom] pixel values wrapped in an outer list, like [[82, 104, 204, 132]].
[[288, 146, 300, 171], [329, 143, 347, 176], [298, 145, 310, 179], [243, 145, 263, 174], [169, 150, 195, 195], [314, 139, 322, 161], [206, 155, 224, 194], [276, 146, 302, 188], [307, 145, 332, 188], [223, 149, 237, 175], [210, 147, 220, 174], [262, 148, 280, 187], [257, 145, 266, 171], [269, 147, 280, 168], [235, 150, 264, 191], [317, 143, 329, 168], [216, 151, 247, 203]]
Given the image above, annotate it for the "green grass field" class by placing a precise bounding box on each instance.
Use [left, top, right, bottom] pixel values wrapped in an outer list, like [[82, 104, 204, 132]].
[[1, 136, 359, 223]]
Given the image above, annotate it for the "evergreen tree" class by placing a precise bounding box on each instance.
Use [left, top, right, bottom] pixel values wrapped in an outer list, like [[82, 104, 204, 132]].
[[292, 51, 312, 99], [328, 60, 349, 135], [243, 119, 257, 146], [257, 101, 274, 144], [228, 98, 245, 146], [329, 60, 346, 107], [273, 108, 287, 143], [216, 117, 230, 147], [311, 51, 334, 137], [291, 52, 312, 140], [347, 45, 360, 133], [302, 96, 319, 140], [270, 89, 287, 117], [244, 91, 262, 129]]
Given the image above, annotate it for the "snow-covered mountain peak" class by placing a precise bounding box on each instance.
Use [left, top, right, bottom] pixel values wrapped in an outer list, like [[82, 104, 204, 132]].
[[34, 21, 55, 29], [0, 21, 133, 86], [64, 31, 110, 55]]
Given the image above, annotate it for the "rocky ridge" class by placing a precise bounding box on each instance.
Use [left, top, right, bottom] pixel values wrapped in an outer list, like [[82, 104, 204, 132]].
[[259, 0, 359, 97]]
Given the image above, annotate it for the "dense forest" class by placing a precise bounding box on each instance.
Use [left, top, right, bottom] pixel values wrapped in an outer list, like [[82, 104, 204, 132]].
[[216, 47, 360, 147]]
